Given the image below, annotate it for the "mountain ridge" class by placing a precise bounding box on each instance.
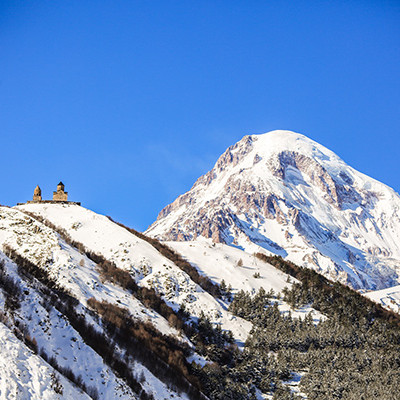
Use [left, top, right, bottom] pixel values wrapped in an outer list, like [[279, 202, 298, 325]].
[[146, 130, 400, 291]]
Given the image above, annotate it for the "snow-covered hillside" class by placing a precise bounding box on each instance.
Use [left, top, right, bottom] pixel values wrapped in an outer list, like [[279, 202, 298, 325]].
[[0, 189, 396, 399], [0, 321, 90, 400], [167, 239, 324, 323], [16, 203, 252, 343], [147, 130, 400, 291], [0, 202, 320, 399], [0, 205, 197, 400], [0, 251, 137, 400]]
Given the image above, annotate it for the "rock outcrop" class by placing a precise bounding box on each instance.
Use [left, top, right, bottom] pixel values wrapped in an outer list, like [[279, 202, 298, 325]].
[[146, 130, 400, 290]]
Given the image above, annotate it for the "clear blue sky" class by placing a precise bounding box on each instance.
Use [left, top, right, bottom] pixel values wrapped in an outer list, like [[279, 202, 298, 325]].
[[1, 1, 399, 231]]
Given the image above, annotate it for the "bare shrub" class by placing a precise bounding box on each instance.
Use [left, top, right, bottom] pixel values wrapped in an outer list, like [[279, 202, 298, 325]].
[[87, 298, 205, 399], [50, 372, 63, 395]]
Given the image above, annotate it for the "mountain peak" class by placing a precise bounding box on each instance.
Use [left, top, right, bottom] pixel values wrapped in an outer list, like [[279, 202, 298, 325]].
[[252, 129, 314, 144], [248, 130, 343, 171], [147, 130, 400, 291]]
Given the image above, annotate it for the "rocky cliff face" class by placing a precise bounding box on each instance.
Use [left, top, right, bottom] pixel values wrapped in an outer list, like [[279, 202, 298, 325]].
[[146, 130, 400, 290]]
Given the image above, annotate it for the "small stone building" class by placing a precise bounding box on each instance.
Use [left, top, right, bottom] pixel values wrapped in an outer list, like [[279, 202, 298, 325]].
[[53, 182, 68, 201], [33, 185, 42, 201], [21, 181, 80, 205]]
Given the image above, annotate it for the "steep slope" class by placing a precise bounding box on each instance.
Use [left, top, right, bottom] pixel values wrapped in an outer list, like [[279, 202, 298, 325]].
[[16, 203, 252, 343], [146, 130, 400, 291], [0, 206, 194, 399], [0, 254, 134, 400], [0, 322, 90, 400]]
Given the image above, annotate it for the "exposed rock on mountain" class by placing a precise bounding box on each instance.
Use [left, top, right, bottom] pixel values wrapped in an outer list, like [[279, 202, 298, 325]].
[[146, 130, 400, 290]]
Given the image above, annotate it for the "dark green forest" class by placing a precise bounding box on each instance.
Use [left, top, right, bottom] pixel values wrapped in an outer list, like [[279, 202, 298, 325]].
[[193, 254, 400, 399]]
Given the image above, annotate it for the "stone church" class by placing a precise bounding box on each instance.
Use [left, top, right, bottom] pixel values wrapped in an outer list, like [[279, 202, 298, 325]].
[[24, 182, 80, 205], [53, 182, 68, 201], [33, 185, 42, 201]]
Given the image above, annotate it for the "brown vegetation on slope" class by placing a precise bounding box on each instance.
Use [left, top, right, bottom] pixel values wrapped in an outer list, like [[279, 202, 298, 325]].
[[107, 217, 222, 299]]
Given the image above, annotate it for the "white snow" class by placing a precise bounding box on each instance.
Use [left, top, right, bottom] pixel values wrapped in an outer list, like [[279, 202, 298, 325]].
[[168, 239, 324, 323], [15, 203, 252, 344], [365, 284, 400, 313], [0, 321, 90, 400], [0, 207, 192, 399], [146, 130, 400, 293]]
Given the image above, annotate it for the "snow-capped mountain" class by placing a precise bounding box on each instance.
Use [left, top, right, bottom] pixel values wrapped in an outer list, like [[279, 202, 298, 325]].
[[0, 187, 399, 399], [146, 130, 400, 291]]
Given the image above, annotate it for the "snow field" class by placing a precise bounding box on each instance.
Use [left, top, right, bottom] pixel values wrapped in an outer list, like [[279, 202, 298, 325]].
[[168, 239, 325, 323]]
